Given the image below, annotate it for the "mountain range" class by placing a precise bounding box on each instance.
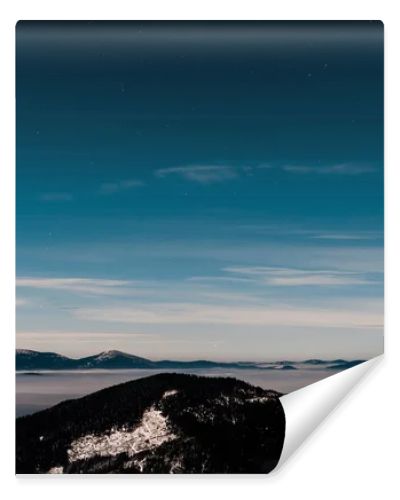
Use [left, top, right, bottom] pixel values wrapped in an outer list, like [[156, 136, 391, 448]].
[[16, 372, 285, 474], [16, 349, 365, 371]]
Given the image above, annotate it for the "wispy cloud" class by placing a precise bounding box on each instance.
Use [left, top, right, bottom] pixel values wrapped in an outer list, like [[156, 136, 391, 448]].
[[39, 192, 73, 202], [74, 302, 382, 329], [155, 165, 239, 184], [310, 232, 381, 241], [99, 179, 145, 194], [282, 163, 377, 175], [224, 266, 371, 286], [154, 162, 377, 183], [15, 275, 266, 304], [16, 277, 133, 296]]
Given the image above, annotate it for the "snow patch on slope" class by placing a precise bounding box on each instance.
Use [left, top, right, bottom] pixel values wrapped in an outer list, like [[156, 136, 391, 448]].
[[48, 466, 63, 474], [163, 389, 178, 398], [247, 396, 270, 403], [95, 350, 118, 361], [67, 406, 176, 463]]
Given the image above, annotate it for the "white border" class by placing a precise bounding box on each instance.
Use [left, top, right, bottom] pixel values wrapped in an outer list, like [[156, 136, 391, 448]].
[[1, 1, 398, 498]]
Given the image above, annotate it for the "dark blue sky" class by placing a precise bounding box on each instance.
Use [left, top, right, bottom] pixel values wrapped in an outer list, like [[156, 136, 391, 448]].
[[16, 22, 383, 360]]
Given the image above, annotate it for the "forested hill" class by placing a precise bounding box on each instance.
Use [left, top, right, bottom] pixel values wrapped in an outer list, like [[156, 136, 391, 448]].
[[16, 373, 285, 474]]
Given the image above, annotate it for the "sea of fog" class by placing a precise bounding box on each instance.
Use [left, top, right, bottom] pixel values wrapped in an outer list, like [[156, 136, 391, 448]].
[[16, 367, 336, 417]]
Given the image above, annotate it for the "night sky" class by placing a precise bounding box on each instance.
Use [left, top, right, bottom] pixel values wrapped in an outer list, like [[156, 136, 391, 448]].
[[16, 21, 383, 360]]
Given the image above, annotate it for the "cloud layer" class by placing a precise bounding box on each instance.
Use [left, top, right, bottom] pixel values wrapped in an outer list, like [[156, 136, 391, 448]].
[[16, 277, 133, 296], [154, 162, 377, 184], [224, 266, 371, 286], [73, 302, 382, 329]]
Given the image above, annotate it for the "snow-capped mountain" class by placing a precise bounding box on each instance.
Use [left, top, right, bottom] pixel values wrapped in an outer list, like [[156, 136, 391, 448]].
[[78, 350, 154, 369], [16, 373, 285, 474]]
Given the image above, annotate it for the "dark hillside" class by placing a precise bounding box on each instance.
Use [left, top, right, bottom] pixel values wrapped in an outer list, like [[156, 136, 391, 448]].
[[16, 373, 285, 474]]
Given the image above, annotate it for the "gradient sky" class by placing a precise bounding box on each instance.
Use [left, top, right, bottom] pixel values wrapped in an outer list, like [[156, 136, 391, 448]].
[[16, 21, 383, 360]]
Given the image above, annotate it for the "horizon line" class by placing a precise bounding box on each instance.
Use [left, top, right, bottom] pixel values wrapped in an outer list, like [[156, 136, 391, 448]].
[[15, 347, 368, 364]]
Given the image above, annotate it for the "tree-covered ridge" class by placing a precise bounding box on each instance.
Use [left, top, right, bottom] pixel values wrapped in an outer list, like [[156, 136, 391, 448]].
[[16, 373, 285, 474]]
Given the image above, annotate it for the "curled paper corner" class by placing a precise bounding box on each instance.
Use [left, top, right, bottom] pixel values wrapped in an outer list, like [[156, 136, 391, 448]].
[[275, 355, 383, 470]]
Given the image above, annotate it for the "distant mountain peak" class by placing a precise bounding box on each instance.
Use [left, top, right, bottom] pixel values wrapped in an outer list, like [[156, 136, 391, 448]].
[[96, 349, 150, 358]]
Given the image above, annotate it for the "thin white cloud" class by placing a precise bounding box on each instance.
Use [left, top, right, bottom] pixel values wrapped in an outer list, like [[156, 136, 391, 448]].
[[16, 277, 133, 296], [155, 165, 238, 184], [74, 302, 382, 329], [282, 163, 377, 175], [224, 266, 371, 286], [310, 232, 380, 241], [15, 275, 268, 310], [99, 179, 145, 194], [155, 162, 377, 183]]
